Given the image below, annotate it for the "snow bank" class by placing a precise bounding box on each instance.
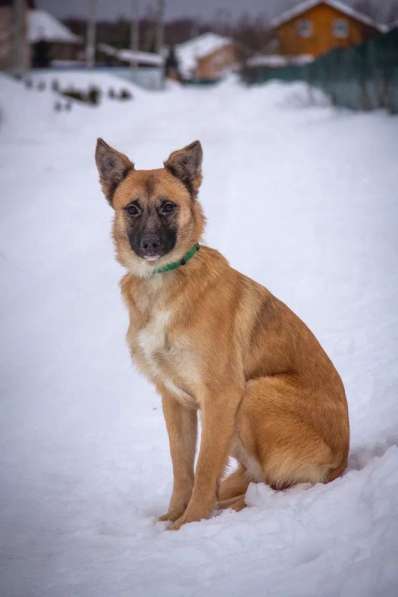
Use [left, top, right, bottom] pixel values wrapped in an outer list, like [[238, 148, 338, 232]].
[[0, 73, 397, 597]]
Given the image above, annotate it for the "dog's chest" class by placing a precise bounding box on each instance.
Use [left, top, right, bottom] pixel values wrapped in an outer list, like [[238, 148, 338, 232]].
[[137, 309, 171, 359], [132, 307, 197, 407]]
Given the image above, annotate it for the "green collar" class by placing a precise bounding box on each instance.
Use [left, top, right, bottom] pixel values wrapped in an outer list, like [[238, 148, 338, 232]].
[[153, 243, 200, 274]]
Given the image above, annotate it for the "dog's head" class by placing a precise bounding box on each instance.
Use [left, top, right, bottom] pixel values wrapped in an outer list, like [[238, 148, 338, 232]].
[[95, 139, 205, 276]]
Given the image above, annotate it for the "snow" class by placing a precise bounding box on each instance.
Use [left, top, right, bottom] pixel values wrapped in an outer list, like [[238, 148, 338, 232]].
[[247, 54, 314, 67], [1, 72, 398, 597], [28, 69, 145, 98], [176, 33, 232, 78], [99, 44, 164, 67], [28, 9, 81, 44], [269, 0, 387, 32]]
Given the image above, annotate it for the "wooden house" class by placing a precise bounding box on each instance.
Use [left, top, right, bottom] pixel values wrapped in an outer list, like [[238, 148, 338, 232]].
[[270, 0, 385, 59], [195, 41, 239, 81], [176, 33, 240, 82], [28, 9, 82, 66], [0, 4, 82, 71]]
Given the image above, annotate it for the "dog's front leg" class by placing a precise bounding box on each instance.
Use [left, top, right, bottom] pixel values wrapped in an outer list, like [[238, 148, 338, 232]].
[[170, 386, 242, 530], [158, 394, 198, 522]]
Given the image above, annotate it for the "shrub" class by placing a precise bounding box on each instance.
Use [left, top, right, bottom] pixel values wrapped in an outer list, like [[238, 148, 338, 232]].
[[119, 88, 133, 101]]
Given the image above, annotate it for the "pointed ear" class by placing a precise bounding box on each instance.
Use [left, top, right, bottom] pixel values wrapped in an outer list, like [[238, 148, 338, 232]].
[[164, 140, 202, 197], [95, 138, 134, 205]]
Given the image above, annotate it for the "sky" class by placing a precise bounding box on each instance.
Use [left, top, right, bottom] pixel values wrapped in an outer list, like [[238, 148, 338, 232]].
[[36, 0, 394, 23]]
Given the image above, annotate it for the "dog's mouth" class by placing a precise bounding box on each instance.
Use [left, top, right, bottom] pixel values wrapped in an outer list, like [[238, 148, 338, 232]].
[[128, 230, 177, 264]]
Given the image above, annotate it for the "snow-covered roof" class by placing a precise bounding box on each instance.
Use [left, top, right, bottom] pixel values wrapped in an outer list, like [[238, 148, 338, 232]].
[[99, 44, 164, 67], [247, 53, 314, 67], [28, 10, 81, 44], [270, 1, 386, 32], [387, 19, 398, 31], [176, 33, 233, 78]]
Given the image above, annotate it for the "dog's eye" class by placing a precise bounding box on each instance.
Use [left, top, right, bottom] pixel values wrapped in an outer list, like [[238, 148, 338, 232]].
[[125, 202, 141, 217], [159, 201, 176, 216]]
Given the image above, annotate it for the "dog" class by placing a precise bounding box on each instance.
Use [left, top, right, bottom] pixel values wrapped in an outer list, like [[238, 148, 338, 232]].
[[95, 138, 349, 530]]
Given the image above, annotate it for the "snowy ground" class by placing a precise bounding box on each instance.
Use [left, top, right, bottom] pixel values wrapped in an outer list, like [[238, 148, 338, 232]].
[[1, 73, 398, 597]]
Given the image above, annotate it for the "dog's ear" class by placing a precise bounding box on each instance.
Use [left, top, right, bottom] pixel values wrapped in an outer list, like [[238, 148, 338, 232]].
[[164, 140, 202, 197], [95, 138, 134, 205]]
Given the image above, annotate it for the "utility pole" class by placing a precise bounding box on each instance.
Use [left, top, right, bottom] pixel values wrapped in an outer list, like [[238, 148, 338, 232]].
[[155, 0, 165, 55], [86, 0, 97, 68], [130, 0, 140, 68], [12, 0, 27, 74]]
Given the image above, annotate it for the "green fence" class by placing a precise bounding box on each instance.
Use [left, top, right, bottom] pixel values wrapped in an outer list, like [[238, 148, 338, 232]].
[[241, 28, 398, 113]]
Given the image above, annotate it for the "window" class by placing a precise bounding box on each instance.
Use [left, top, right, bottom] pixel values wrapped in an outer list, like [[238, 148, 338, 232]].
[[333, 19, 349, 38], [297, 19, 313, 38]]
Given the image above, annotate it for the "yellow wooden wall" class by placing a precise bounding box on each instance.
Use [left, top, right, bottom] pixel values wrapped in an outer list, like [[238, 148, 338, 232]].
[[196, 44, 238, 80], [275, 3, 379, 57]]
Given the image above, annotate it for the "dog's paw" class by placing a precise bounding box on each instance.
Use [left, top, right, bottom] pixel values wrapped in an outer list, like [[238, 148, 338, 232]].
[[167, 507, 212, 530], [158, 512, 172, 522], [168, 515, 188, 530], [157, 510, 183, 523], [158, 502, 189, 523]]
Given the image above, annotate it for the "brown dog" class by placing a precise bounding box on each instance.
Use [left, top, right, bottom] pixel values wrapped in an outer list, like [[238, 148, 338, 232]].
[[95, 138, 349, 530]]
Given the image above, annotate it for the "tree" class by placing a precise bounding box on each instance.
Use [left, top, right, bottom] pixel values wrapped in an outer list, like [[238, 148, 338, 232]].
[[165, 45, 180, 80]]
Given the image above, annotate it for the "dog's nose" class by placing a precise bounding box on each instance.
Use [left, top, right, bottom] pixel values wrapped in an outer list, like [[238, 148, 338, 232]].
[[140, 234, 160, 254]]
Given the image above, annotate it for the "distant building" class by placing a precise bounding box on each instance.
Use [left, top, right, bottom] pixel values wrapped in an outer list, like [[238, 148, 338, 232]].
[[28, 9, 82, 66], [97, 44, 164, 68], [0, 4, 81, 71], [94, 44, 165, 90], [176, 33, 240, 82], [269, 0, 385, 59]]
